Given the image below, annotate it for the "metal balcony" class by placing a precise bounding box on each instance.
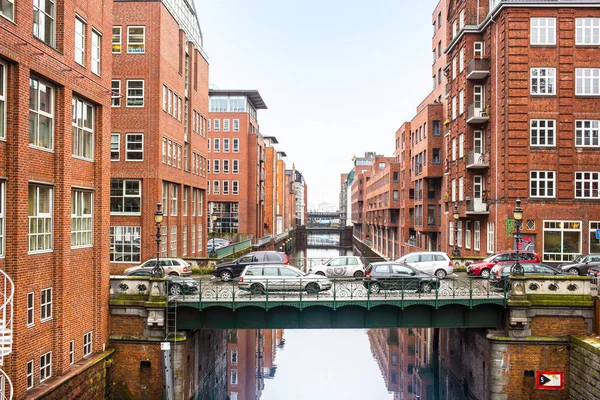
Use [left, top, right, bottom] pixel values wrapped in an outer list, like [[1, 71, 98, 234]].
[[465, 150, 490, 169], [467, 58, 490, 80], [466, 198, 489, 215], [466, 104, 489, 124]]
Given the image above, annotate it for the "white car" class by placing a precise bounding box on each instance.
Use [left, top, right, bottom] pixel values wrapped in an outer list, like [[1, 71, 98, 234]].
[[123, 258, 192, 276], [309, 256, 366, 278], [395, 252, 453, 278]]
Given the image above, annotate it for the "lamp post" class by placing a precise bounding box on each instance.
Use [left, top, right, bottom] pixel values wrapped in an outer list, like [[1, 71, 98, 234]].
[[511, 198, 524, 276], [209, 213, 218, 258], [153, 202, 164, 277], [452, 204, 461, 257]]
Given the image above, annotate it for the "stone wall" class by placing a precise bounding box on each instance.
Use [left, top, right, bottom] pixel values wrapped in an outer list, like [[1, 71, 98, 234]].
[[570, 336, 600, 400]]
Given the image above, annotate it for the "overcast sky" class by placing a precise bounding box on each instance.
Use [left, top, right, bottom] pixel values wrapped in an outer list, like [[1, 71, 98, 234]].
[[195, 0, 438, 208]]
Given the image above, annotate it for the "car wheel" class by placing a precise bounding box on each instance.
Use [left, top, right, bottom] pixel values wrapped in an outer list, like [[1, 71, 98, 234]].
[[250, 283, 265, 295], [435, 269, 447, 279], [306, 282, 320, 294], [568, 268, 579, 276], [315, 271, 326, 277], [220, 270, 233, 282], [169, 284, 183, 296], [420, 282, 434, 294], [169, 271, 179, 276], [480, 269, 490, 279], [369, 282, 381, 294], [353, 271, 364, 278]]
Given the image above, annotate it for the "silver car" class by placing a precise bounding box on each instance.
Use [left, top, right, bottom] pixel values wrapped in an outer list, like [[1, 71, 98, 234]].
[[239, 264, 332, 294], [308, 256, 366, 278]]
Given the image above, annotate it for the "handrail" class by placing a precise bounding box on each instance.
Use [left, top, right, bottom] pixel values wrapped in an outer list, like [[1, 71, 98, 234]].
[[0, 368, 12, 400], [0, 269, 13, 366]]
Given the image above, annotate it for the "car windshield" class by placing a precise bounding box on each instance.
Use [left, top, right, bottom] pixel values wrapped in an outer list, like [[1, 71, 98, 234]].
[[572, 255, 585, 263], [482, 254, 497, 262]]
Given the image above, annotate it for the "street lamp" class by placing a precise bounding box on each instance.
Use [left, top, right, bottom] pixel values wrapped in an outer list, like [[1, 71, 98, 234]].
[[153, 202, 164, 277], [511, 198, 524, 276], [452, 204, 461, 257], [209, 213, 218, 258]]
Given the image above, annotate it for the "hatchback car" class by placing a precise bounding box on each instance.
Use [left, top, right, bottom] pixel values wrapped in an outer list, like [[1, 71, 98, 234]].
[[209, 238, 232, 247], [364, 262, 438, 294], [467, 251, 540, 279], [238, 264, 332, 294], [213, 251, 290, 281], [558, 254, 600, 276], [308, 256, 366, 277], [490, 263, 564, 288], [125, 269, 199, 295], [124, 258, 192, 276], [395, 252, 453, 278]]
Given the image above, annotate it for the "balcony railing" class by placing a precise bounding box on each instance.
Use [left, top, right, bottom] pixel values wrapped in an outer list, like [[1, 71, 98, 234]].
[[467, 104, 489, 124], [465, 150, 490, 169], [466, 198, 489, 215], [467, 58, 491, 80]]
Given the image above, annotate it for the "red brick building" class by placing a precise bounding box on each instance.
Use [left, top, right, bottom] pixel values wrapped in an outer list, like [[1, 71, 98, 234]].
[[0, 0, 113, 396], [207, 90, 268, 240], [445, 0, 600, 262], [110, 0, 209, 271]]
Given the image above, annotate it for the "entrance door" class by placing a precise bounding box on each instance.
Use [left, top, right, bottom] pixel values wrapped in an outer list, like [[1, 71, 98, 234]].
[[473, 175, 484, 210], [474, 130, 484, 154], [474, 86, 484, 115]]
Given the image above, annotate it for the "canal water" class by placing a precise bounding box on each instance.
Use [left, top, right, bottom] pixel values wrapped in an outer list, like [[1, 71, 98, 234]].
[[195, 235, 480, 400]]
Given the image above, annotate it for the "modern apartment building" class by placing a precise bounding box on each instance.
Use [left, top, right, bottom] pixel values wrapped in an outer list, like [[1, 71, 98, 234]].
[[111, 0, 209, 272], [445, 0, 600, 261], [293, 169, 307, 227], [0, 0, 113, 396], [350, 152, 379, 241], [275, 151, 287, 234], [207, 90, 268, 239]]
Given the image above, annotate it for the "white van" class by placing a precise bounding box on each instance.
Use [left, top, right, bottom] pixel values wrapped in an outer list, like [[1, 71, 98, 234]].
[[395, 252, 453, 278]]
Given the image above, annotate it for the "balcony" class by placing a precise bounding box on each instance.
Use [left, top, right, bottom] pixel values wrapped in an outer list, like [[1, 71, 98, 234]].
[[466, 197, 489, 215], [467, 104, 489, 124], [465, 150, 490, 169], [467, 58, 490, 80]]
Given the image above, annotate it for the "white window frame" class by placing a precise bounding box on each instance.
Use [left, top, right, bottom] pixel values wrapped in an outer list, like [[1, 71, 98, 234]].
[[33, 0, 56, 46], [72, 97, 95, 160], [530, 119, 555, 147], [530, 68, 556, 95], [452, 57, 457, 80], [459, 90, 464, 115], [457, 221, 463, 247], [223, 160, 229, 174], [183, 225, 187, 256], [459, 47, 464, 72], [543, 220, 582, 262], [459, 10, 465, 30], [27, 292, 34, 327], [0, 0, 14, 21], [40, 351, 52, 382], [126, 80, 144, 107], [91, 29, 101, 75], [74, 17, 86, 66], [531, 18, 556, 45], [71, 190, 93, 248], [0, 61, 5, 139], [233, 138, 239, 152], [83, 331, 92, 357], [452, 96, 457, 120], [465, 221, 471, 249], [223, 138, 230, 153], [27, 360, 34, 390], [127, 26, 145, 54], [170, 184, 178, 216], [575, 120, 600, 147], [474, 221, 481, 251], [111, 133, 120, 161], [197, 190, 203, 216], [111, 80, 121, 107], [109, 226, 141, 263], [214, 119, 221, 132], [231, 369, 238, 385], [29, 184, 53, 253], [183, 187, 188, 216], [161, 226, 167, 257], [125, 133, 144, 161], [458, 177, 464, 201], [69, 340, 74, 365], [214, 138, 220, 153], [530, 170, 556, 198], [576, 68, 600, 96], [452, 138, 457, 161], [231, 349, 238, 364], [233, 160, 239, 174], [575, 171, 600, 199], [213, 180, 220, 195], [451, 179, 457, 202], [449, 221, 454, 246], [474, 41, 484, 57], [233, 180, 239, 195], [576, 18, 600, 45], [233, 119, 240, 132], [487, 222, 495, 254], [191, 224, 195, 254], [112, 26, 121, 54], [29, 77, 54, 150], [459, 133, 464, 158], [223, 119, 230, 132], [110, 179, 141, 215], [214, 159, 220, 174], [40, 287, 52, 322], [197, 224, 202, 253], [223, 180, 229, 195], [170, 226, 177, 257]]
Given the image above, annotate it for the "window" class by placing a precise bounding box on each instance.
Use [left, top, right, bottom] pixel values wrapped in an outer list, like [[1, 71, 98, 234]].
[[576, 18, 600, 45], [474, 41, 484, 57], [33, 0, 55, 46], [92, 30, 101, 75], [449, 221, 454, 246], [452, 20, 457, 39], [223, 138, 230, 152], [531, 18, 556, 45], [233, 138, 239, 152], [112, 26, 121, 53], [576, 68, 600, 96], [177, 97, 182, 121], [232, 181, 239, 195], [183, 187, 188, 216], [83, 331, 92, 357], [27, 360, 34, 390], [170, 184, 178, 216], [452, 138, 457, 160], [213, 180, 220, 195], [40, 287, 52, 321], [459, 90, 464, 114], [459, 10, 465, 29], [590, 222, 600, 253], [223, 119, 230, 132], [72, 97, 94, 160], [110, 179, 141, 214], [451, 179, 456, 202], [126, 80, 144, 107], [233, 119, 239, 132], [191, 224, 195, 254], [29, 185, 53, 253], [233, 160, 239, 174], [0, 181, 5, 256], [173, 94, 177, 119], [576, 120, 600, 147], [127, 26, 145, 53], [110, 226, 141, 262], [231, 349, 238, 364], [167, 140, 172, 165], [29, 77, 54, 150], [223, 181, 229, 195], [457, 221, 463, 247], [459, 48, 464, 72], [170, 226, 177, 257], [69, 340, 74, 365], [162, 85, 167, 111], [1, 0, 14, 20], [182, 225, 187, 256], [0, 62, 5, 139], [465, 221, 471, 249], [458, 177, 464, 201], [214, 119, 220, 132], [110, 134, 120, 161], [161, 226, 167, 257], [432, 148, 441, 164], [75, 18, 86, 65], [126, 134, 143, 161], [543, 220, 581, 262], [530, 119, 555, 146], [214, 138, 220, 152], [459, 133, 464, 158], [27, 292, 34, 327], [531, 68, 556, 95], [452, 57, 457, 80], [530, 171, 555, 198], [71, 190, 93, 248], [474, 221, 481, 251], [452, 96, 457, 120], [487, 222, 495, 253], [40, 351, 52, 382], [197, 224, 202, 253], [168, 90, 172, 114], [111, 80, 121, 107], [231, 370, 238, 385], [575, 172, 600, 199]]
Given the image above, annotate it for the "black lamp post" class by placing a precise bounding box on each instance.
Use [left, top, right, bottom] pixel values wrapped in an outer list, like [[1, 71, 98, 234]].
[[153, 202, 164, 277], [511, 198, 524, 276], [452, 204, 461, 257], [209, 213, 218, 258]]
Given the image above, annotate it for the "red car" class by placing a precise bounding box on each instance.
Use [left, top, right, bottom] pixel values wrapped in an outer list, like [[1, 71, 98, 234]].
[[466, 250, 541, 278]]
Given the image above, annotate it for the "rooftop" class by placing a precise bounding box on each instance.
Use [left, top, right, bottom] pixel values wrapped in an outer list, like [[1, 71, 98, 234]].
[[209, 89, 268, 109]]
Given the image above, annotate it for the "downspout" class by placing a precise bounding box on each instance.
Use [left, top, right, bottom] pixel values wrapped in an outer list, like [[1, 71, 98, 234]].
[[493, 12, 499, 253]]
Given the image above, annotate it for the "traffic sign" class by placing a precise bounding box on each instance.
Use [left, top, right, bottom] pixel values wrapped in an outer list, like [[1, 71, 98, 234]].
[[535, 371, 564, 390]]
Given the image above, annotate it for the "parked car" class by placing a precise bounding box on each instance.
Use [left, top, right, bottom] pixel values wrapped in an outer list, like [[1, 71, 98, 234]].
[[213, 251, 290, 281], [124, 258, 192, 276], [238, 264, 332, 294], [467, 250, 541, 279], [558, 254, 600, 276], [364, 262, 438, 294], [308, 256, 366, 277], [587, 266, 600, 281], [395, 251, 453, 278], [125, 269, 199, 295], [490, 263, 564, 288], [209, 238, 232, 247]]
